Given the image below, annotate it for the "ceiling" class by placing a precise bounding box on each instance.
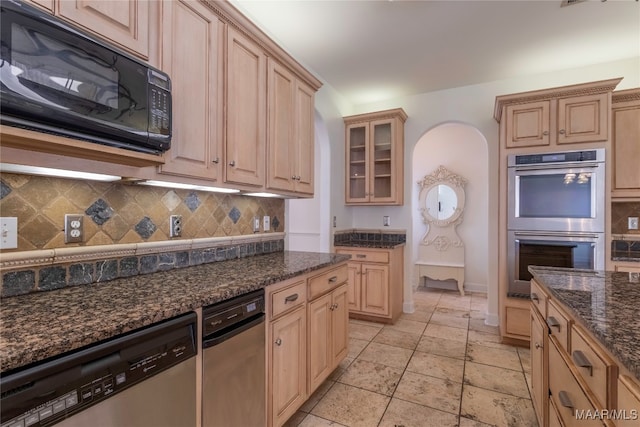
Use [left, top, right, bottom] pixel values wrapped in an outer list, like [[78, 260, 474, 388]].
[[230, 0, 640, 106]]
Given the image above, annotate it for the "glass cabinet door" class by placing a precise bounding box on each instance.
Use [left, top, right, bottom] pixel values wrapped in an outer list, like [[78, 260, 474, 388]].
[[347, 123, 368, 201], [370, 120, 393, 201]]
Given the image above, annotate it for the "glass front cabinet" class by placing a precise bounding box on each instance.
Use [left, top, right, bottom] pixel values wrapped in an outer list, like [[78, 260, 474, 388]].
[[344, 108, 407, 205]]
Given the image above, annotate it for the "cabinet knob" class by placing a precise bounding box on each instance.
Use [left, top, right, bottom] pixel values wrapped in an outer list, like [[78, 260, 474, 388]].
[[296, 176, 301, 181], [559, 129, 566, 134], [275, 338, 282, 346], [542, 131, 549, 136], [535, 342, 543, 349], [229, 160, 236, 167], [212, 157, 219, 164], [292, 175, 297, 180]]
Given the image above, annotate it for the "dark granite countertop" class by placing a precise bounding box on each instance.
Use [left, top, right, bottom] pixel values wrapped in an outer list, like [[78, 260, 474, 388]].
[[529, 266, 640, 380], [0, 251, 350, 373]]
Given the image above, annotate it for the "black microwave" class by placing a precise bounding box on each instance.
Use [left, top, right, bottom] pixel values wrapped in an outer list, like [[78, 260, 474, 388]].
[[0, 0, 171, 154]]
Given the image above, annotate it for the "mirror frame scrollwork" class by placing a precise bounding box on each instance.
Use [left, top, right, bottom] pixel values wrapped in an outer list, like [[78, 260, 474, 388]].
[[418, 166, 467, 245]]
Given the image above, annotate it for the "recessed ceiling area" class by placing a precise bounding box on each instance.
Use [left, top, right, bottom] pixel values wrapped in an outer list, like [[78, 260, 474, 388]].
[[230, 0, 640, 106]]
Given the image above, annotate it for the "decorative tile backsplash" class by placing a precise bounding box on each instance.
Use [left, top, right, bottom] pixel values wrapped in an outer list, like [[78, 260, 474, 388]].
[[0, 173, 284, 251], [611, 202, 640, 235]]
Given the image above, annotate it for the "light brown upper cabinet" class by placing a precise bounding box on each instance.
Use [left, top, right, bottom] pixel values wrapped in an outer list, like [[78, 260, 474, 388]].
[[225, 26, 267, 188], [496, 78, 621, 151], [266, 60, 315, 195], [344, 109, 407, 205], [57, 0, 154, 61], [611, 88, 640, 198], [158, 0, 223, 181]]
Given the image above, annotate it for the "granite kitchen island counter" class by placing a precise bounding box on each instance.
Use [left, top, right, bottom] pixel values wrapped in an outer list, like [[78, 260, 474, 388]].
[[0, 251, 350, 373], [529, 266, 640, 380]]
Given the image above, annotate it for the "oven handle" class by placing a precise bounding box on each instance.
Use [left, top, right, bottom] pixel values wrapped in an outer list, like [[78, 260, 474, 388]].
[[512, 231, 600, 239], [512, 162, 600, 171]]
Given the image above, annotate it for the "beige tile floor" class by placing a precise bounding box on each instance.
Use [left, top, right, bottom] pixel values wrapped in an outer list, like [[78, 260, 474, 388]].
[[283, 288, 539, 427]]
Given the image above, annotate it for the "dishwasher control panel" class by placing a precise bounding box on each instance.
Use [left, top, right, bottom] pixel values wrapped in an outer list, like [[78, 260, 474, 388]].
[[0, 312, 197, 427], [203, 289, 265, 337]]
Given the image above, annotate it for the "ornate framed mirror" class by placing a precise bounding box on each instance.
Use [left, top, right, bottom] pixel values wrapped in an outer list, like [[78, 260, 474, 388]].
[[419, 166, 466, 227]]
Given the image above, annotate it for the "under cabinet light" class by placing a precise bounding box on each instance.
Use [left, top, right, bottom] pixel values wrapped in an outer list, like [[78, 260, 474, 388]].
[[243, 192, 283, 198], [137, 180, 240, 194], [0, 163, 121, 182]]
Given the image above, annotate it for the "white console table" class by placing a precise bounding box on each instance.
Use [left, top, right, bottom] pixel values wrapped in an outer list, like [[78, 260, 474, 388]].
[[416, 261, 465, 296]]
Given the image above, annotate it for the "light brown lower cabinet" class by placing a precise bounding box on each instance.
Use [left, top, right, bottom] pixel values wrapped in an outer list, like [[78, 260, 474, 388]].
[[266, 262, 349, 427], [335, 246, 403, 323], [530, 309, 548, 426]]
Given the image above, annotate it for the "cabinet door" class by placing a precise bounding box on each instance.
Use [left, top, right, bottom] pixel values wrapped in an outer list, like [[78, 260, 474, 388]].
[[345, 123, 369, 203], [331, 284, 349, 366], [24, 0, 53, 12], [612, 102, 640, 195], [308, 293, 332, 393], [345, 262, 361, 311], [361, 263, 390, 316], [293, 80, 315, 195], [58, 0, 150, 59], [159, 0, 222, 181], [271, 306, 306, 427], [267, 60, 296, 192], [369, 118, 397, 203], [226, 27, 266, 187], [530, 310, 548, 427], [505, 101, 551, 148], [557, 93, 608, 144]]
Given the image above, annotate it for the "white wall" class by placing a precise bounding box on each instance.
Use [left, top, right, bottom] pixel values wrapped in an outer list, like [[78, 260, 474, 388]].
[[303, 57, 639, 325], [412, 123, 488, 294]]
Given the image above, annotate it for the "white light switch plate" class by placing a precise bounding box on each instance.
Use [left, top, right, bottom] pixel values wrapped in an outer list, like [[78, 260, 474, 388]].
[[263, 216, 270, 232], [0, 217, 18, 249]]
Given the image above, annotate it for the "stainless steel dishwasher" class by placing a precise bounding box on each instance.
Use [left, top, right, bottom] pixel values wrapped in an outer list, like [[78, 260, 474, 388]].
[[0, 312, 197, 427], [202, 289, 265, 427]]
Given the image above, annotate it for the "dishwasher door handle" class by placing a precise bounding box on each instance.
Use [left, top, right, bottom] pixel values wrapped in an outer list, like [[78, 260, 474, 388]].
[[202, 314, 265, 349]]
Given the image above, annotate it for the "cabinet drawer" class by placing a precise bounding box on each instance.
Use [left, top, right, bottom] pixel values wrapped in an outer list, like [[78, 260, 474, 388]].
[[271, 281, 307, 319], [530, 279, 548, 318], [570, 325, 617, 408], [548, 338, 603, 427], [617, 375, 640, 427], [547, 300, 571, 353], [336, 248, 389, 263], [308, 264, 348, 300]]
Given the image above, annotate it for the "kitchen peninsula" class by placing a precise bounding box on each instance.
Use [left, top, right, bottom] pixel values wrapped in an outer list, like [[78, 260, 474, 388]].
[[528, 266, 640, 427]]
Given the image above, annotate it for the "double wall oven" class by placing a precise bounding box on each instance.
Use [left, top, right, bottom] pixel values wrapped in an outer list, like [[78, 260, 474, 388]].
[[507, 149, 605, 296]]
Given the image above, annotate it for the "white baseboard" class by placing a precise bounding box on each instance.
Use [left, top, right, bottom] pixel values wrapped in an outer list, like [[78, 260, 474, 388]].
[[403, 301, 415, 314], [484, 312, 499, 327], [464, 281, 487, 294]]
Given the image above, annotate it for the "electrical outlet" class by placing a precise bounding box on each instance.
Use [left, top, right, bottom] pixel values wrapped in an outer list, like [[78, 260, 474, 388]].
[[64, 214, 84, 243], [263, 216, 270, 232], [629, 217, 639, 230], [333, 216, 337, 228], [170, 215, 183, 237], [0, 217, 18, 249], [253, 216, 260, 233], [383, 216, 391, 227]]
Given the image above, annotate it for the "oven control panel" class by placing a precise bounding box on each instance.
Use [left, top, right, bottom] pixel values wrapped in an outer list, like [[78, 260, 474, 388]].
[[513, 149, 601, 166]]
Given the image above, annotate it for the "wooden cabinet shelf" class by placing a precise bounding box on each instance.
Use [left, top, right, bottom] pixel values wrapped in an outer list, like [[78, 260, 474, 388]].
[[344, 109, 407, 205]]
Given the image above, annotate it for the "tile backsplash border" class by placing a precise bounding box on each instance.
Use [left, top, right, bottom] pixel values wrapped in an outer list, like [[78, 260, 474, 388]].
[[0, 233, 284, 298]]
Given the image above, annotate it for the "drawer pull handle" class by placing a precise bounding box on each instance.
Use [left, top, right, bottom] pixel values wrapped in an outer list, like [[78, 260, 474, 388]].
[[531, 293, 539, 302], [356, 254, 366, 258], [328, 276, 338, 283], [558, 391, 574, 410], [284, 294, 299, 303], [275, 338, 282, 346], [546, 316, 561, 331], [572, 350, 593, 376]]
